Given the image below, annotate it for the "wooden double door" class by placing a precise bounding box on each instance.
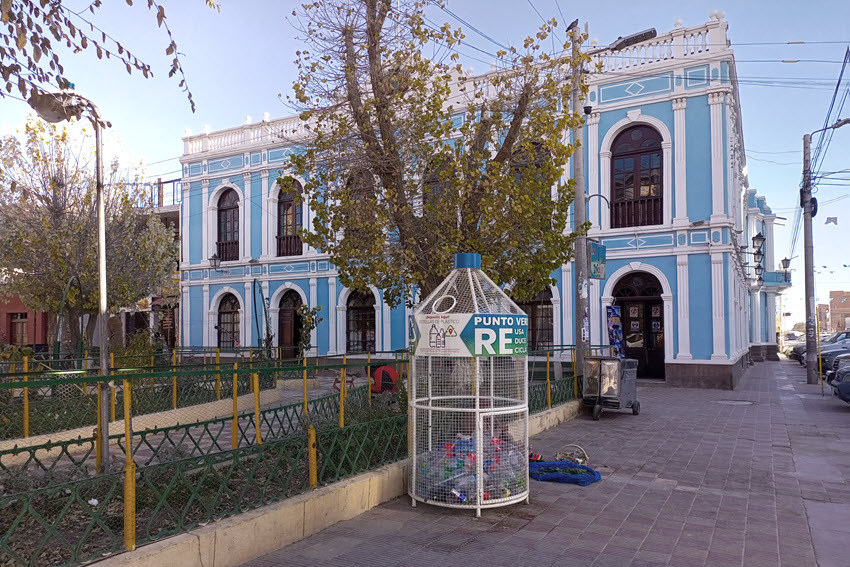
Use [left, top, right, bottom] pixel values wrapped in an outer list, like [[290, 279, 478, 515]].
[[613, 272, 665, 379], [278, 290, 302, 359]]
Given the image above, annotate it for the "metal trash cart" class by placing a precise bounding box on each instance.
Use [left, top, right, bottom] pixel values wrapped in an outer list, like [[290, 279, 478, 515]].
[[583, 356, 640, 420]]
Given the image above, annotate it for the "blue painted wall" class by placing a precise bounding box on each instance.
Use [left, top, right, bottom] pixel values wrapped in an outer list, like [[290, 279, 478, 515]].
[[188, 183, 203, 265], [391, 305, 407, 351], [189, 286, 204, 346], [251, 173, 263, 259], [316, 278, 330, 353], [688, 254, 712, 359], [685, 95, 711, 221]]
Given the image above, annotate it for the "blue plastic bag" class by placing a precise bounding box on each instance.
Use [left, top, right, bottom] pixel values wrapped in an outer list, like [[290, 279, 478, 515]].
[[528, 460, 602, 486]]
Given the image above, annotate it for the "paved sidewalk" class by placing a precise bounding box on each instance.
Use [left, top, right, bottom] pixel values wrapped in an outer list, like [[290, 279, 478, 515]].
[[243, 360, 850, 567]]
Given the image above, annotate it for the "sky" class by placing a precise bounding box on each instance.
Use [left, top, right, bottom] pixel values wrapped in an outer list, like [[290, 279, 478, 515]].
[[1, 0, 849, 329]]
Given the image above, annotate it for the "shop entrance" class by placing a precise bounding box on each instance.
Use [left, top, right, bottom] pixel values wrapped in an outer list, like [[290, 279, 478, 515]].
[[612, 272, 665, 379]]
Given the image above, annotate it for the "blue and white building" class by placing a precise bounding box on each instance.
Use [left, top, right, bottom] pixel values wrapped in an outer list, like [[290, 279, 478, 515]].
[[178, 15, 789, 388]]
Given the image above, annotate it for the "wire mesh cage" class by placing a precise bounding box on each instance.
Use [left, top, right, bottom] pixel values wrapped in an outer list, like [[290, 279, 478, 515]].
[[409, 253, 529, 516]]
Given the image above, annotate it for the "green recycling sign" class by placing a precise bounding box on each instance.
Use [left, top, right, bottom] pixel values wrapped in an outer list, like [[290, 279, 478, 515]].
[[410, 313, 528, 357]]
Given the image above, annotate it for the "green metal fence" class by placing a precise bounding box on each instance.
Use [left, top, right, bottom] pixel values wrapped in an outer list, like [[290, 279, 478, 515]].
[[0, 350, 581, 567]]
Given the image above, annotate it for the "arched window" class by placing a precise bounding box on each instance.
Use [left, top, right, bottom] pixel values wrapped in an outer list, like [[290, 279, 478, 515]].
[[277, 178, 303, 257], [611, 126, 663, 228], [346, 290, 376, 354], [515, 288, 554, 351], [217, 293, 240, 349], [422, 154, 451, 210], [512, 141, 549, 186], [344, 170, 376, 241], [278, 290, 303, 358], [217, 189, 240, 261]]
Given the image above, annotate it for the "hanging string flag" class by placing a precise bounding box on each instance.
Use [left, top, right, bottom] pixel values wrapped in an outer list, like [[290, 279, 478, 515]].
[[825, 216, 838, 225]]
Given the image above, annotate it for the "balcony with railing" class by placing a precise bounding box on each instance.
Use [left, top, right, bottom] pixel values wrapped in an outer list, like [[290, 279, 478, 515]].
[[276, 235, 303, 257], [611, 197, 663, 229], [589, 18, 728, 74], [216, 240, 239, 262]]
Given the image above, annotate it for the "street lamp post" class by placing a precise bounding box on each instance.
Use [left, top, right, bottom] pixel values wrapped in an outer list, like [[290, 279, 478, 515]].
[[28, 91, 111, 471], [802, 117, 850, 385]]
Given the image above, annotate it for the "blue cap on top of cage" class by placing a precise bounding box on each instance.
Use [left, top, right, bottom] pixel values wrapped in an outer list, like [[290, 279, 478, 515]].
[[454, 253, 481, 269]]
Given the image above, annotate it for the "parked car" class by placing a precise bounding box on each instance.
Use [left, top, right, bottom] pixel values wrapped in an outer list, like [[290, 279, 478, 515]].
[[819, 340, 850, 374], [782, 339, 804, 356], [791, 331, 850, 364], [827, 353, 850, 395]]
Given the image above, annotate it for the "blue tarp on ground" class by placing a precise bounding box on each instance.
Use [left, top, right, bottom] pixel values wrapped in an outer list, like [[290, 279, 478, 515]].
[[529, 461, 602, 486]]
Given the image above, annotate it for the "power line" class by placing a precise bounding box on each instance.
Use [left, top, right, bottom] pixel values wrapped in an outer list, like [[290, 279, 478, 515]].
[[428, 1, 509, 51]]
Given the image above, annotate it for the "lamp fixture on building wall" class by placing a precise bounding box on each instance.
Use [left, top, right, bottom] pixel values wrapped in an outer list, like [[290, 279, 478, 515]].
[[209, 253, 230, 274], [754, 250, 764, 265], [752, 232, 765, 250], [754, 265, 764, 277]]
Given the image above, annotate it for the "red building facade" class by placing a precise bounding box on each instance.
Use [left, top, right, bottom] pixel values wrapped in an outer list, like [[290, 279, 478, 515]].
[[0, 295, 49, 348]]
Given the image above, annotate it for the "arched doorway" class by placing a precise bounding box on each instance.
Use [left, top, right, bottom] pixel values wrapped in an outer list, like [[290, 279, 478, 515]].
[[278, 290, 303, 359], [217, 293, 240, 349], [612, 272, 665, 379], [346, 291, 376, 354]]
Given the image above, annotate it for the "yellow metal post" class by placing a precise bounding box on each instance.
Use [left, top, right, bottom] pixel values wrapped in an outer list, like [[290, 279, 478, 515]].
[[308, 425, 318, 488], [215, 348, 221, 400], [342, 354, 348, 401], [110, 353, 116, 422], [172, 349, 178, 409], [96, 381, 103, 471], [253, 372, 262, 444], [122, 378, 136, 551], [546, 351, 552, 408], [231, 363, 239, 449], [250, 347, 253, 362], [307, 425, 319, 488], [302, 357, 308, 414], [22, 356, 29, 438]]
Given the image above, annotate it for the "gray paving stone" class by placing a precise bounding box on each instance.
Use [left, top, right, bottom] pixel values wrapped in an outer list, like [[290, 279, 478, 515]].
[[238, 361, 848, 567]]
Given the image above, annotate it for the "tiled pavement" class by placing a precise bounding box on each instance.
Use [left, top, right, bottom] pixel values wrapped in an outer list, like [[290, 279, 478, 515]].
[[242, 360, 850, 567]]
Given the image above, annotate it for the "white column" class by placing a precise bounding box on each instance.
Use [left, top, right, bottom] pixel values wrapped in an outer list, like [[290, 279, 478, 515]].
[[662, 141, 673, 225], [587, 113, 601, 227], [600, 298, 612, 346], [764, 217, 775, 272], [243, 281, 252, 348], [599, 151, 611, 231], [262, 170, 272, 260], [709, 92, 727, 221], [328, 277, 338, 354], [589, 279, 601, 345], [672, 97, 688, 224], [751, 290, 761, 344], [711, 252, 726, 360], [182, 287, 190, 348], [550, 285, 561, 350], [766, 291, 776, 344], [561, 264, 573, 344], [662, 293, 674, 362], [676, 254, 692, 359], [242, 174, 252, 262], [309, 277, 318, 355], [382, 297, 391, 352], [202, 285, 210, 347]]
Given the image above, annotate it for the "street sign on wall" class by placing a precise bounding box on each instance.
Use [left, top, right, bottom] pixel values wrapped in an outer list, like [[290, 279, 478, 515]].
[[590, 241, 606, 279]]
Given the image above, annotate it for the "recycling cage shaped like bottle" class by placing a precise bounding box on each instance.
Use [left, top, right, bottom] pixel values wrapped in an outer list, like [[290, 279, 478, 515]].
[[409, 253, 530, 516]]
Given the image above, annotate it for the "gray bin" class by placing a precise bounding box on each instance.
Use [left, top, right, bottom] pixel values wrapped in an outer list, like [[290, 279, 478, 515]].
[[583, 356, 640, 420]]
